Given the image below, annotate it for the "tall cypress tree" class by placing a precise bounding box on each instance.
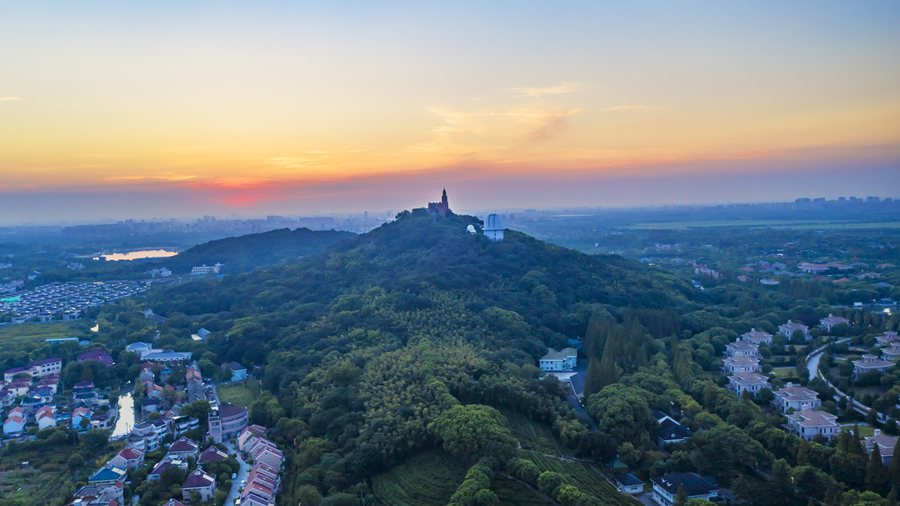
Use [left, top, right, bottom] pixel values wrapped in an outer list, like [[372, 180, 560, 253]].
[[671, 337, 692, 382], [584, 314, 608, 360], [673, 484, 687, 506], [583, 357, 604, 399], [867, 444, 889, 494], [595, 325, 621, 390], [850, 426, 863, 455], [889, 441, 900, 488]]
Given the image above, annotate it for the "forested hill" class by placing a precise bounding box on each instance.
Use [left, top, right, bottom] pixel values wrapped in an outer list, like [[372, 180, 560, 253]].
[[147, 209, 699, 504], [147, 227, 355, 274]]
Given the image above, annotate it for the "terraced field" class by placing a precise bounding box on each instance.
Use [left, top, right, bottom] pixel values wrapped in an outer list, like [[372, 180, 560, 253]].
[[372, 415, 635, 506], [520, 450, 640, 506], [371, 450, 468, 506], [503, 410, 568, 456], [492, 475, 552, 505], [504, 411, 638, 505]]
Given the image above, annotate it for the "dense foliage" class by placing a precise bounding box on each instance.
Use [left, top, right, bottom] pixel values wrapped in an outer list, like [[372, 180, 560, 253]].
[[141, 210, 695, 503], [144, 227, 355, 274]]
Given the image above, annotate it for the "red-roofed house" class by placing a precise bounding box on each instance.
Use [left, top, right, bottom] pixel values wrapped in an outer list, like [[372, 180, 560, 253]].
[[3, 406, 25, 435], [4, 357, 62, 382], [182, 469, 216, 502], [109, 447, 144, 469], [198, 446, 228, 465], [238, 424, 267, 451], [36, 405, 56, 430], [248, 439, 284, 470], [78, 349, 115, 368], [149, 458, 188, 480], [73, 407, 92, 430], [167, 437, 199, 461]]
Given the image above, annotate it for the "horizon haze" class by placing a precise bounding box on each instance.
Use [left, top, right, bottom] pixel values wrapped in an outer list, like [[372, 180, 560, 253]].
[[2, 1, 899, 224]]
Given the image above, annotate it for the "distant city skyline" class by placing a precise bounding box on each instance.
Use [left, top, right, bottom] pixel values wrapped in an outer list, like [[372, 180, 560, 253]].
[[1, 1, 898, 225]]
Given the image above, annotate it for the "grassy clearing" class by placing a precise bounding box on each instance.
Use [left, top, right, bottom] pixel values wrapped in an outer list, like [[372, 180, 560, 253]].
[[841, 424, 876, 437], [771, 368, 798, 379], [0, 321, 89, 347], [503, 410, 568, 456], [519, 450, 639, 506], [371, 450, 468, 506], [216, 380, 260, 408]]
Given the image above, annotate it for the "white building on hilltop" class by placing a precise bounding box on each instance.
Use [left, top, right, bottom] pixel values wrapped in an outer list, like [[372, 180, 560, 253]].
[[483, 214, 504, 241], [539, 348, 577, 371]]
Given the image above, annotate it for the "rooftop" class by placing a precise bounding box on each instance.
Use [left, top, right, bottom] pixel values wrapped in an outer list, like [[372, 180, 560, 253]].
[[652, 472, 718, 496], [540, 348, 578, 361]]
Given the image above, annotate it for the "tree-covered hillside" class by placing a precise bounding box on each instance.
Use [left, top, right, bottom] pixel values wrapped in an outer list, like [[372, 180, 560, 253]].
[[144, 209, 697, 504], [146, 227, 355, 274]]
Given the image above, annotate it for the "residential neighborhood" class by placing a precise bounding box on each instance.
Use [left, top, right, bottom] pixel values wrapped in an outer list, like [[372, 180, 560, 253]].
[[1, 281, 146, 324]]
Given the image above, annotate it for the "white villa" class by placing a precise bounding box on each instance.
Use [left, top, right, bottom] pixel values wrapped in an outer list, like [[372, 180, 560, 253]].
[[741, 328, 773, 346], [864, 430, 899, 466], [773, 383, 821, 413], [877, 331, 900, 346], [853, 355, 893, 378], [539, 348, 578, 372], [779, 320, 811, 341], [784, 409, 839, 441], [819, 314, 850, 332], [882, 342, 900, 361], [651, 473, 718, 506], [722, 355, 761, 374], [727, 372, 771, 398], [724, 340, 760, 358]]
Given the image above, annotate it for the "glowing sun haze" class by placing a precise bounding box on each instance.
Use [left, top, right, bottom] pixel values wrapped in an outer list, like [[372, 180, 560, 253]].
[[1, 1, 899, 223]]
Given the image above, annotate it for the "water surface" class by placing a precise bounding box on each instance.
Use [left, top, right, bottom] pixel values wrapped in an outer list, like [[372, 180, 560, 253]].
[[95, 249, 178, 261]]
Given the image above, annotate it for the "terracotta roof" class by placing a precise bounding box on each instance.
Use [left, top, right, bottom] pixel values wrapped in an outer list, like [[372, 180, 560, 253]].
[[774, 385, 818, 401], [117, 447, 143, 460], [182, 469, 215, 489], [198, 447, 228, 463], [169, 437, 198, 453]]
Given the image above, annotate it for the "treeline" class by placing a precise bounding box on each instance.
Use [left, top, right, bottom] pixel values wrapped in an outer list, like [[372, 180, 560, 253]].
[[144, 227, 355, 274]]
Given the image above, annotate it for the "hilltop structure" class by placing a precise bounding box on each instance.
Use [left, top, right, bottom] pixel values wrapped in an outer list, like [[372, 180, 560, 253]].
[[427, 189, 450, 216], [483, 214, 504, 241]]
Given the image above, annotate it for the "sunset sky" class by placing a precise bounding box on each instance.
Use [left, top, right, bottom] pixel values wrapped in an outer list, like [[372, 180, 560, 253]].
[[2, 1, 899, 224]]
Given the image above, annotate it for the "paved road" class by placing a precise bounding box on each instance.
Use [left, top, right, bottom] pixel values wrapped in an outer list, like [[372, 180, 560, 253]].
[[568, 395, 598, 430], [806, 338, 889, 422], [223, 440, 250, 505], [570, 361, 588, 397]]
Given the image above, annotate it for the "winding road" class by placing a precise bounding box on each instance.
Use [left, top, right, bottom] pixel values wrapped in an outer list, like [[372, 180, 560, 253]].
[[805, 338, 889, 422]]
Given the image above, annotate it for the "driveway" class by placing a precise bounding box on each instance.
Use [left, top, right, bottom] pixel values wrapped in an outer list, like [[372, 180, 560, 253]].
[[224, 440, 250, 505]]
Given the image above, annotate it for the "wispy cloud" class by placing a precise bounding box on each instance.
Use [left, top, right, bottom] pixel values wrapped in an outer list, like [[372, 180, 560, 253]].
[[603, 105, 661, 111], [521, 109, 581, 144], [409, 106, 582, 154], [107, 176, 147, 181], [508, 81, 588, 98], [157, 173, 197, 181], [0, 96, 23, 102], [106, 173, 197, 182]]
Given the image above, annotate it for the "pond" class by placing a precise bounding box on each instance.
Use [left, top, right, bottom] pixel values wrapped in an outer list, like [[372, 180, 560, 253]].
[[94, 249, 179, 261], [111, 391, 135, 437]]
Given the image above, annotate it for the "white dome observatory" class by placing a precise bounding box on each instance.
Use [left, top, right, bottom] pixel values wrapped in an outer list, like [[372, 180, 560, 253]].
[[466, 224, 476, 235], [483, 214, 504, 241]]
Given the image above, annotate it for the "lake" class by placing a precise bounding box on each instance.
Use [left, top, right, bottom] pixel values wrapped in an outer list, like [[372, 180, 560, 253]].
[[94, 249, 179, 261]]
